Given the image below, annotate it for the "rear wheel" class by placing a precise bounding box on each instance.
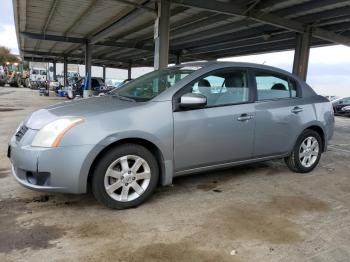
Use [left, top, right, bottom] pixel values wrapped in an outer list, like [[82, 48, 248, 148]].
[[66, 88, 76, 99], [92, 144, 159, 209], [285, 129, 322, 173]]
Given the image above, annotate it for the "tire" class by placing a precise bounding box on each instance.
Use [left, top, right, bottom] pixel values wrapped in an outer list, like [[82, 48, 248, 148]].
[[92, 144, 159, 209], [285, 129, 322, 173], [25, 79, 31, 88], [66, 88, 76, 99]]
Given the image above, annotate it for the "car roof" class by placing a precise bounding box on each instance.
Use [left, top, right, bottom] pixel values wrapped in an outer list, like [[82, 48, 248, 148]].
[[171, 61, 295, 79]]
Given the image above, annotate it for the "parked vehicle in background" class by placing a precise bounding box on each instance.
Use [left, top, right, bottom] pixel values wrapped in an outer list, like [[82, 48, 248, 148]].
[[0, 62, 29, 87], [8, 62, 334, 209], [67, 71, 80, 85], [117, 78, 133, 88], [323, 95, 339, 101], [106, 79, 123, 88], [48, 79, 61, 91], [332, 97, 350, 115], [0, 65, 6, 86], [338, 105, 350, 116], [66, 77, 109, 99], [28, 67, 48, 89]]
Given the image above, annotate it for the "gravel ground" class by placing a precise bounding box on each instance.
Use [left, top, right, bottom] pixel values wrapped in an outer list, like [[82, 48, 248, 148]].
[[1, 87, 350, 262]]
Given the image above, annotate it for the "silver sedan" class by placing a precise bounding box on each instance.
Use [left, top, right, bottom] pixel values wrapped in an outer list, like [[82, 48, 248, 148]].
[[8, 62, 334, 209]]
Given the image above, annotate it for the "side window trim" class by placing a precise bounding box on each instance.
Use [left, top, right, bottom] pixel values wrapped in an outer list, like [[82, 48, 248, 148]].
[[173, 67, 254, 111]]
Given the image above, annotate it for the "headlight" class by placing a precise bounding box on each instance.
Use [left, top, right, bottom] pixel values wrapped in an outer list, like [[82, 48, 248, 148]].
[[31, 117, 84, 147]]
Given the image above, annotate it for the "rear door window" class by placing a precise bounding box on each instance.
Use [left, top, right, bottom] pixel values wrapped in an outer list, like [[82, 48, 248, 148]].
[[254, 71, 297, 100], [255, 72, 289, 100]]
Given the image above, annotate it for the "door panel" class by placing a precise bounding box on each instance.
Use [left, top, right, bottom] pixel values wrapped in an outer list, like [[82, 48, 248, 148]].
[[173, 104, 255, 172], [252, 70, 305, 157], [253, 99, 305, 157]]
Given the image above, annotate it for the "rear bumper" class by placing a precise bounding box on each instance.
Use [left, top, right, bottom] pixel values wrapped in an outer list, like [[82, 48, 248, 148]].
[[9, 135, 95, 194]]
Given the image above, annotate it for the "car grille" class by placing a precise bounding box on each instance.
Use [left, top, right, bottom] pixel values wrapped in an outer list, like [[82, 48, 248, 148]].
[[15, 125, 28, 142]]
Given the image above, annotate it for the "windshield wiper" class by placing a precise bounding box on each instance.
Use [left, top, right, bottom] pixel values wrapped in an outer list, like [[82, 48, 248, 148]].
[[111, 93, 136, 102]]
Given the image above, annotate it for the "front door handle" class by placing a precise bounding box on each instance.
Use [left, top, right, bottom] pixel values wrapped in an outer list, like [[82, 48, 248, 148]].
[[237, 113, 254, 121], [291, 106, 303, 114]]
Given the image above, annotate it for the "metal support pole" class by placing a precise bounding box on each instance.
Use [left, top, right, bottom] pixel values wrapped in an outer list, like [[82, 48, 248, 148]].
[[154, 0, 170, 70], [53, 61, 57, 80], [127, 63, 132, 80], [84, 40, 92, 98], [292, 27, 311, 81], [63, 57, 68, 86], [102, 66, 106, 82], [175, 53, 181, 65]]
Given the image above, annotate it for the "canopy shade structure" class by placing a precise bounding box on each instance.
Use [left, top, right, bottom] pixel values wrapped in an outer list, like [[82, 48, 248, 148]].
[[13, 0, 350, 69]]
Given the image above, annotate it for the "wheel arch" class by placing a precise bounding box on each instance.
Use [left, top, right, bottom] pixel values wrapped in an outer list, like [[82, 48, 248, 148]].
[[304, 125, 326, 152], [86, 137, 168, 192]]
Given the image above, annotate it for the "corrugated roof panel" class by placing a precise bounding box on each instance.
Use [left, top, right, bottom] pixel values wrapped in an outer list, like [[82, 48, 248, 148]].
[[15, 0, 350, 68]]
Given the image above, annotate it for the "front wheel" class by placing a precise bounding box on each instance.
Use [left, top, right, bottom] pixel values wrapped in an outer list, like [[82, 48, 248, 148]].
[[92, 144, 159, 209], [285, 130, 322, 173]]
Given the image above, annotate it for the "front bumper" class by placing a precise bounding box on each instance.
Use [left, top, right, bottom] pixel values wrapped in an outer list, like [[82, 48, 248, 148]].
[[8, 129, 95, 194]]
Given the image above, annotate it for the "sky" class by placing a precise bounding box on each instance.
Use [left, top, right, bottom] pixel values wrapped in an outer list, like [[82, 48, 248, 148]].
[[1, 1, 350, 97]]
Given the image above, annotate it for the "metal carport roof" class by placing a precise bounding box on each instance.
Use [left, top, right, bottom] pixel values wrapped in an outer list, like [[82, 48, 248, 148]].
[[13, 0, 350, 69]]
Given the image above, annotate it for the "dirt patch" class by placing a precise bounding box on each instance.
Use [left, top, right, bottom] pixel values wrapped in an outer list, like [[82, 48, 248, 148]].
[[338, 184, 350, 193], [0, 197, 65, 253], [268, 196, 330, 215], [33, 195, 50, 202], [264, 161, 287, 176], [203, 195, 330, 244], [0, 167, 10, 178], [0, 91, 15, 96], [196, 183, 217, 191], [86, 241, 239, 262], [73, 222, 110, 238], [0, 107, 23, 112]]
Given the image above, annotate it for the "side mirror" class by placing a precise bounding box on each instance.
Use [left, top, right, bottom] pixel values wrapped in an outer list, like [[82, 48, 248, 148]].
[[180, 93, 207, 109]]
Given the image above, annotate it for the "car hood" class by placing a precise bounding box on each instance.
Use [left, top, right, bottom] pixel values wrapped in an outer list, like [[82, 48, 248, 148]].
[[24, 95, 141, 129]]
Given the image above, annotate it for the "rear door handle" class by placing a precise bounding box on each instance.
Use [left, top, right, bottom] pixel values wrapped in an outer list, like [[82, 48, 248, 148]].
[[237, 113, 254, 121], [291, 106, 303, 114]]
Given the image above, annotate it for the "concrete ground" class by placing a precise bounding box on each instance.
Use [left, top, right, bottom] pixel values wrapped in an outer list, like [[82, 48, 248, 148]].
[[0, 87, 350, 262]]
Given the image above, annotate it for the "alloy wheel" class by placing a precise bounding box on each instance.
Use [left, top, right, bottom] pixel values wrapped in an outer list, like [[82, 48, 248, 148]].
[[299, 136, 319, 168], [104, 155, 151, 202]]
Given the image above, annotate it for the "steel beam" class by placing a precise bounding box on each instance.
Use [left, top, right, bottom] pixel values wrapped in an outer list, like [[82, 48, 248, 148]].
[[112, 0, 155, 12], [103, 65, 106, 82], [297, 6, 350, 24], [21, 49, 138, 65], [34, 0, 59, 51], [84, 40, 92, 97], [175, 53, 181, 65], [42, 0, 59, 33], [171, 0, 350, 46], [293, 28, 311, 81], [23, 56, 140, 68], [187, 32, 296, 55], [53, 61, 56, 80], [154, 0, 170, 70], [21, 32, 85, 43], [90, 7, 154, 44], [128, 63, 132, 79], [276, 0, 350, 18], [63, 57, 68, 86]]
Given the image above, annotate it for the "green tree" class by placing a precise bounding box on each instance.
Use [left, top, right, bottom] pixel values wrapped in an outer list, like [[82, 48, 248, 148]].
[[0, 46, 19, 65]]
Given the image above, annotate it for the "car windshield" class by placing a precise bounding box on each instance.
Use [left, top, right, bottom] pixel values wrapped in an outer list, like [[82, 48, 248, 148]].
[[110, 66, 201, 102]]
